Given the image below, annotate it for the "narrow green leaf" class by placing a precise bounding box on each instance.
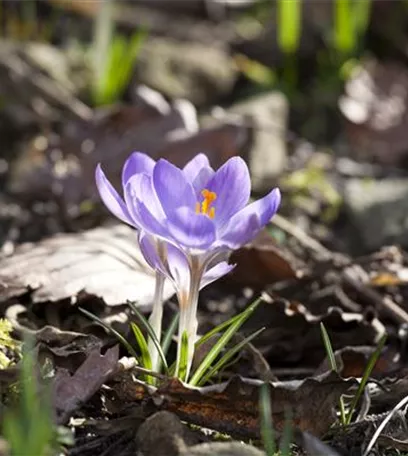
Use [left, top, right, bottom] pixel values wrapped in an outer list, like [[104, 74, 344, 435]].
[[353, 0, 371, 36], [320, 322, 338, 371], [178, 331, 189, 382], [127, 301, 168, 373], [346, 333, 387, 424], [279, 408, 293, 456], [198, 328, 265, 386], [131, 322, 154, 384], [79, 307, 139, 362], [320, 322, 347, 425], [334, 0, 355, 53], [117, 29, 146, 93], [92, 27, 147, 106], [277, 0, 301, 54], [189, 299, 261, 386], [196, 297, 261, 349], [168, 360, 176, 377], [260, 383, 276, 456], [162, 312, 179, 358], [164, 313, 180, 377]]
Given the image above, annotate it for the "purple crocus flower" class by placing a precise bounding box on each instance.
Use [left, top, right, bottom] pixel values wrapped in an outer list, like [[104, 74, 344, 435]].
[[96, 152, 164, 370], [96, 152, 281, 379]]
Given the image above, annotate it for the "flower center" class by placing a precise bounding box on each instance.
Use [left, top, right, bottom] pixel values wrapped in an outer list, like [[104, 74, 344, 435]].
[[195, 189, 217, 219]]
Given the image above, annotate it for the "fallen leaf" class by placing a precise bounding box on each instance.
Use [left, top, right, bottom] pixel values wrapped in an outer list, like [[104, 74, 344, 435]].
[[0, 224, 174, 306], [244, 297, 384, 367], [53, 345, 119, 423], [35, 326, 106, 371], [295, 430, 341, 456], [315, 345, 396, 378], [116, 371, 356, 439], [230, 230, 306, 287]]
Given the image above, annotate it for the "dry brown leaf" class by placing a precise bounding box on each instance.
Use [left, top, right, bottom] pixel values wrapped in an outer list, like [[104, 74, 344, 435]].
[[315, 345, 397, 378], [230, 229, 306, 287], [0, 224, 174, 306], [244, 298, 384, 367], [295, 430, 341, 456], [53, 345, 119, 423], [116, 371, 356, 439]]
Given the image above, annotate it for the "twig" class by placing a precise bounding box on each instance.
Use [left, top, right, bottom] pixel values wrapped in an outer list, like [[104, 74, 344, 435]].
[[271, 214, 334, 260], [342, 269, 408, 325]]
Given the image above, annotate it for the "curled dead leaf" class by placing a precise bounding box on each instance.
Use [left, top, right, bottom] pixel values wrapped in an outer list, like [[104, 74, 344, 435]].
[[116, 371, 356, 439], [53, 345, 119, 424]]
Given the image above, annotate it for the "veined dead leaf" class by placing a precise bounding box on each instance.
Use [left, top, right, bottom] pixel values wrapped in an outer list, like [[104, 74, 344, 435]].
[[115, 371, 356, 439], [0, 224, 174, 307]]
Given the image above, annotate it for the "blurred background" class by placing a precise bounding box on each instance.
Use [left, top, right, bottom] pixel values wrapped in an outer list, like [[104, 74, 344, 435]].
[[0, 0, 406, 257]]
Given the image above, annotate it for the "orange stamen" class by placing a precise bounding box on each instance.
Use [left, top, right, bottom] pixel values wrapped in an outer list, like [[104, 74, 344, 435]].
[[196, 189, 217, 219]]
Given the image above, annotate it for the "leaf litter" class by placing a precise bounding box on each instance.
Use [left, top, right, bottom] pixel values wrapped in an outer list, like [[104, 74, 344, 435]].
[[3, 4, 408, 456], [2, 133, 408, 455]]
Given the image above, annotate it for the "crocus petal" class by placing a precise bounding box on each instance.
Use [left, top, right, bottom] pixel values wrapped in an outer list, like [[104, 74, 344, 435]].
[[183, 153, 210, 183], [95, 164, 134, 226], [153, 159, 196, 217], [122, 152, 155, 187], [135, 199, 170, 239], [231, 187, 281, 227], [200, 261, 235, 290], [138, 232, 166, 274], [167, 207, 216, 249], [124, 175, 169, 239], [166, 243, 190, 293], [206, 157, 251, 227], [192, 166, 215, 197], [125, 173, 165, 223], [218, 213, 261, 249]]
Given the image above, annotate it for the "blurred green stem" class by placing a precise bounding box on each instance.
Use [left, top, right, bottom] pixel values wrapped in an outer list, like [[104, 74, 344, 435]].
[[93, 0, 114, 83]]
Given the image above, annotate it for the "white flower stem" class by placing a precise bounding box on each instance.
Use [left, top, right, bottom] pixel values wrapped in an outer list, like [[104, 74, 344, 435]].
[[175, 256, 202, 381], [147, 270, 165, 372]]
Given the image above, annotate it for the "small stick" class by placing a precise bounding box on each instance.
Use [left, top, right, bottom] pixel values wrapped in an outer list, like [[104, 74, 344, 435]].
[[343, 270, 408, 325]]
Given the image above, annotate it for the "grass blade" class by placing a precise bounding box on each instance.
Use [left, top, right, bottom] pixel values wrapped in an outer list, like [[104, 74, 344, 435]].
[[92, 0, 114, 102], [79, 307, 139, 361], [4, 338, 54, 455], [198, 327, 265, 386], [320, 322, 338, 371], [353, 0, 372, 36], [130, 322, 153, 384], [334, 0, 354, 53], [277, 0, 301, 54], [196, 297, 261, 349], [260, 383, 276, 456], [127, 301, 168, 373], [346, 333, 387, 425], [189, 299, 261, 386], [279, 408, 293, 456], [320, 322, 347, 425], [162, 312, 179, 358]]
